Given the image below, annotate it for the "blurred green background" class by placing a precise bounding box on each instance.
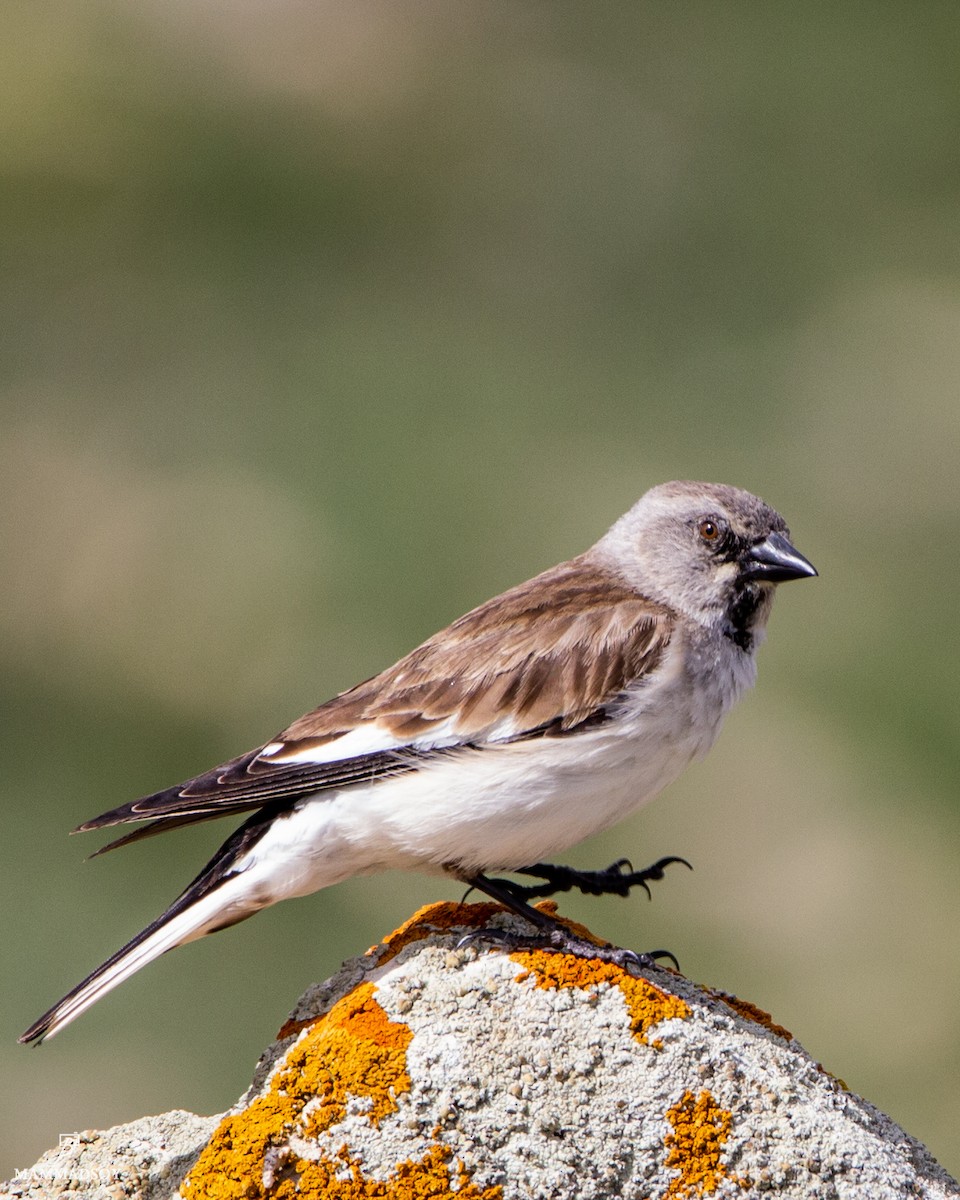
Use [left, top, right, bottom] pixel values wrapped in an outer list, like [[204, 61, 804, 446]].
[[3, 0, 960, 1182]]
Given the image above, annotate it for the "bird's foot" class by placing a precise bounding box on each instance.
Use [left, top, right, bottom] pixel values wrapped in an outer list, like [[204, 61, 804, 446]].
[[509, 855, 692, 901], [451, 866, 683, 972], [457, 922, 679, 973]]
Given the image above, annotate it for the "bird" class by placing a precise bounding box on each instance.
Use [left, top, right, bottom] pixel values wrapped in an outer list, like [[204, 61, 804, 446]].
[[20, 480, 816, 1044]]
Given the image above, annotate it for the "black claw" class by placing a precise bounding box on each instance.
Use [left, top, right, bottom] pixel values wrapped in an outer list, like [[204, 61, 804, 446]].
[[658, 855, 694, 873], [456, 928, 491, 951], [644, 948, 681, 972]]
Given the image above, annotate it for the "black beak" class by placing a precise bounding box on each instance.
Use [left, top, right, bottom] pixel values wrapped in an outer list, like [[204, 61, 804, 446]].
[[742, 531, 818, 583]]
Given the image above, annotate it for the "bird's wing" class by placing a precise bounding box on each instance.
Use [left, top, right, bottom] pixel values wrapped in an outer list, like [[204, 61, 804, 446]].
[[77, 555, 673, 853]]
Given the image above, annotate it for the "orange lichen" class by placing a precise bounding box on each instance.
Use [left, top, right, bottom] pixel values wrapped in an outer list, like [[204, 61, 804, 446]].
[[292, 1145, 501, 1199], [183, 982, 415, 1200], [370, 900, 508, 966], [359, 891, 660, 986], [708, 989, 793, 1042], [295, 982, 412, 1137], [512, 948, 690, 1047], [183, 975, 503, 1200], [368, 897, 614, 969], [663, 1089, 733, 1197]]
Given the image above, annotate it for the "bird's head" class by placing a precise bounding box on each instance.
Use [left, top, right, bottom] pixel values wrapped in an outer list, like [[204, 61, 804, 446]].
[[596, 480, 817, 649]]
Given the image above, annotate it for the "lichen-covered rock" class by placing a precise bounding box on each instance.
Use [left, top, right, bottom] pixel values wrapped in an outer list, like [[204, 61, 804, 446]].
[[6, 901, 959, 1200], [183, 901, 957, 1200]]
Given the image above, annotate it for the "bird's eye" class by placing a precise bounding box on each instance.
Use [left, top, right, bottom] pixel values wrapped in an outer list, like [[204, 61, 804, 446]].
[[698, 519, 721, 542]]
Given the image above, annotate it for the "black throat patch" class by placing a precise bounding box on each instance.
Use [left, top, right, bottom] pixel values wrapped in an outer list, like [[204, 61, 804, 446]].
[[724, 586, 763, 652]]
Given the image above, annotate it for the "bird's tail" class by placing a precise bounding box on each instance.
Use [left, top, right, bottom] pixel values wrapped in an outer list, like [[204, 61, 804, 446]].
[[19, 875, 251, 1045]]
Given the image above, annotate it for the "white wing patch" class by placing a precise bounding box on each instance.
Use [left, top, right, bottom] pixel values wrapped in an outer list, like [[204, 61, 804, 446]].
[[259, 711, 528, 768], [258, 721, 457, 766]]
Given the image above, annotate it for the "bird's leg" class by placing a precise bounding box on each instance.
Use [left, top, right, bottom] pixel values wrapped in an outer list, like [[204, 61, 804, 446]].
[[508, 855, 692, 901], [454, 868, 680, 973]]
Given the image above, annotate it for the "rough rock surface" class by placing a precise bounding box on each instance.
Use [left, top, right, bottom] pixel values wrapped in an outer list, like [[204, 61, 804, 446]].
[[2, 1111, 219, 1200], [5, 901, 959, 1200]]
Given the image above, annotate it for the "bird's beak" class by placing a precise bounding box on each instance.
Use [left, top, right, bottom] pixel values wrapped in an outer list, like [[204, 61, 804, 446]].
[[742, 531, 818, 583]]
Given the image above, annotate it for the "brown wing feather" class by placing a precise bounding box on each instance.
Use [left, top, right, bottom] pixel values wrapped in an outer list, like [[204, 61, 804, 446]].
[[77, 555, 673, 844], [279, 555, 671, 743]]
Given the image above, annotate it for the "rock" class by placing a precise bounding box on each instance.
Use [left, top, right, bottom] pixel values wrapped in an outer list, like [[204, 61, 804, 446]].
[[6, 901, 959, 1199], [2, 1111, 220, 1200]]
